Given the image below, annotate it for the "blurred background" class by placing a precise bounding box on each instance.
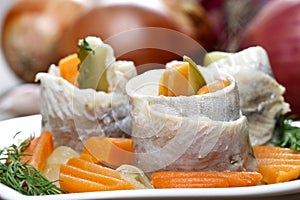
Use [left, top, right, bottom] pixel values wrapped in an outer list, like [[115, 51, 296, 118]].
[[0, 0, 299, 120], [0, 1, 21, 96]]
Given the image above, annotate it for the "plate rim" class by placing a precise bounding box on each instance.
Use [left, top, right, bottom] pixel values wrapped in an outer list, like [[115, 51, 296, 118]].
[[0, 115, 300, 199]]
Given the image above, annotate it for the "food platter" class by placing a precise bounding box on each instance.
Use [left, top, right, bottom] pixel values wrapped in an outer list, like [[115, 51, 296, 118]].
[[0, 115, 300, 200]]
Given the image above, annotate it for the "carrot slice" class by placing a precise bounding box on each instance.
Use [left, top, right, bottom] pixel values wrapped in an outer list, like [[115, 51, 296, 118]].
[[82, 137, 133, 168], [59, 173, 110, 193], [258, 165, 300, 184], [197, 79, 230, 95], [152, 177, 229, 188], [253, 145, 300, 184], [256, 153, 300, 160], [257, 158, 300, 165], [20, 130, 54, 171], [253, 146, 299, 154], [19, 136, 39, 163], [158, 70, 171, 96], [59, 162, 135, 193], [60, 165, 124, 186], [151, 171, 262, 188], [67, 158, 121, 179], [107, 137, 133, 152], [79, 153, 100, 164], [158, 62, 190, 96], [58, 53, 79, 85]]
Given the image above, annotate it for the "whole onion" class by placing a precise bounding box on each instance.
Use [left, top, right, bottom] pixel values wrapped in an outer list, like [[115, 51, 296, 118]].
[[1, 0, 88, 82], [239, 0, 300, 116], [2, 0, 216, 81], [56, 0, 216, 74]]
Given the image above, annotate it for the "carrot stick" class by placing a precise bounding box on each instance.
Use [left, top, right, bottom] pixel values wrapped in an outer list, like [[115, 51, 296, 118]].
[[20, 130, 54, 171], [151, 171, 262, 188], [253, 146, 299, 154], [59, 163, 135, 193], [19, 136, 39, 163], [152, 177, 229, 188], [59, 173, 110, 193], [79, 153, 100, 164], [255, 153, 300, 160], [60, 164, 124, 186], [257, 158, 300, 165], [67, 158, 121, 179]]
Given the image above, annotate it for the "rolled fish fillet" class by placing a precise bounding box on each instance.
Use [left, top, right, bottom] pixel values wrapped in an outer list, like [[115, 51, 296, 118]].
[[126, 69, 257, 173], [206, 46, 290, 145], [36, 60, 137, 152]]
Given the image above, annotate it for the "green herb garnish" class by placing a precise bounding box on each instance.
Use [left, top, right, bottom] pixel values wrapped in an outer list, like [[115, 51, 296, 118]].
[[82, 38, 94, 52], [77, 38, 94, 66], [0, 135, 64, 195], [273, 115, 300, 151]]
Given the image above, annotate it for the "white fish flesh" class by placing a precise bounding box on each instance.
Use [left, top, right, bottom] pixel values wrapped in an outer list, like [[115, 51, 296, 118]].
[[207, 46, 290, 145], [126, 69, 256, 173], [36, 61, 137, 152]]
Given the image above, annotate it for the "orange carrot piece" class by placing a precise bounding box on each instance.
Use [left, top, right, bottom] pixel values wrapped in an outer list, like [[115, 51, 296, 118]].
[[197, 79, 230, 95], [152, 177, 229, 188], [59, 173, 110, 193], [83, 137, 133, 168], [58, 53, 79, 85], [151, 171, 262, 188], [258, 165, 300, 184], [59, 164, 135, 193], [20, 130, 54, 171], [158, 62, 190, 96], [255, 152, 300, 160], [82, 137, 133, 154], [257, 158, 300, 165], [253, 146, 299, 154], [67, 158, 121, 179], [79, 153, 100, 164], [19, 136, 39, 163], [106, 137, 133, 152], [60, 165, 123, 186], [158, 73, 170, 97], [253, 145, 300, 184]]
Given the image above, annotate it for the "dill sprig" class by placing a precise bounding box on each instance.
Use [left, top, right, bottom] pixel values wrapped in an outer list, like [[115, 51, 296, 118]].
[[82, 38, 94, 52], [0, 135, 65, 195], [273, 115, 300, 151]]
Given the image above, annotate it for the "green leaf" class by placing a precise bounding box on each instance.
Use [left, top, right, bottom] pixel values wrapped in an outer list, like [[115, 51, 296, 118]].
[[273, 115, 300, 151]]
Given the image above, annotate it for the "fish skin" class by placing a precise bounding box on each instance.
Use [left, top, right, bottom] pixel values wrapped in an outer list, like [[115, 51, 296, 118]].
[[126, 69, 256, 173], [36, 61, 137, 152], [207, 46, 290, 146]]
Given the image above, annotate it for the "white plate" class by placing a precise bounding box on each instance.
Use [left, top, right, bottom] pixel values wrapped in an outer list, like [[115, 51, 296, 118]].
[[0, 115, 300, 200]]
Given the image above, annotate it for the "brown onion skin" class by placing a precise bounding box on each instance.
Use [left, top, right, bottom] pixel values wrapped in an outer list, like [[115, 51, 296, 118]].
[[1, 0, 88, 82], [2, 0, 215, 81], [1, 0, 52, 82], [56, 1, 216, 74], [239, 0, 300, 116], [56, 4, 181, 73]]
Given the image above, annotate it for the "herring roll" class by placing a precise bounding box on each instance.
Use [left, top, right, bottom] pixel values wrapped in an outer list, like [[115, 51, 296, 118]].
[[36, 37, 137, 152], [126, 61, 256, 173], [204, 46, 290, 145]]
